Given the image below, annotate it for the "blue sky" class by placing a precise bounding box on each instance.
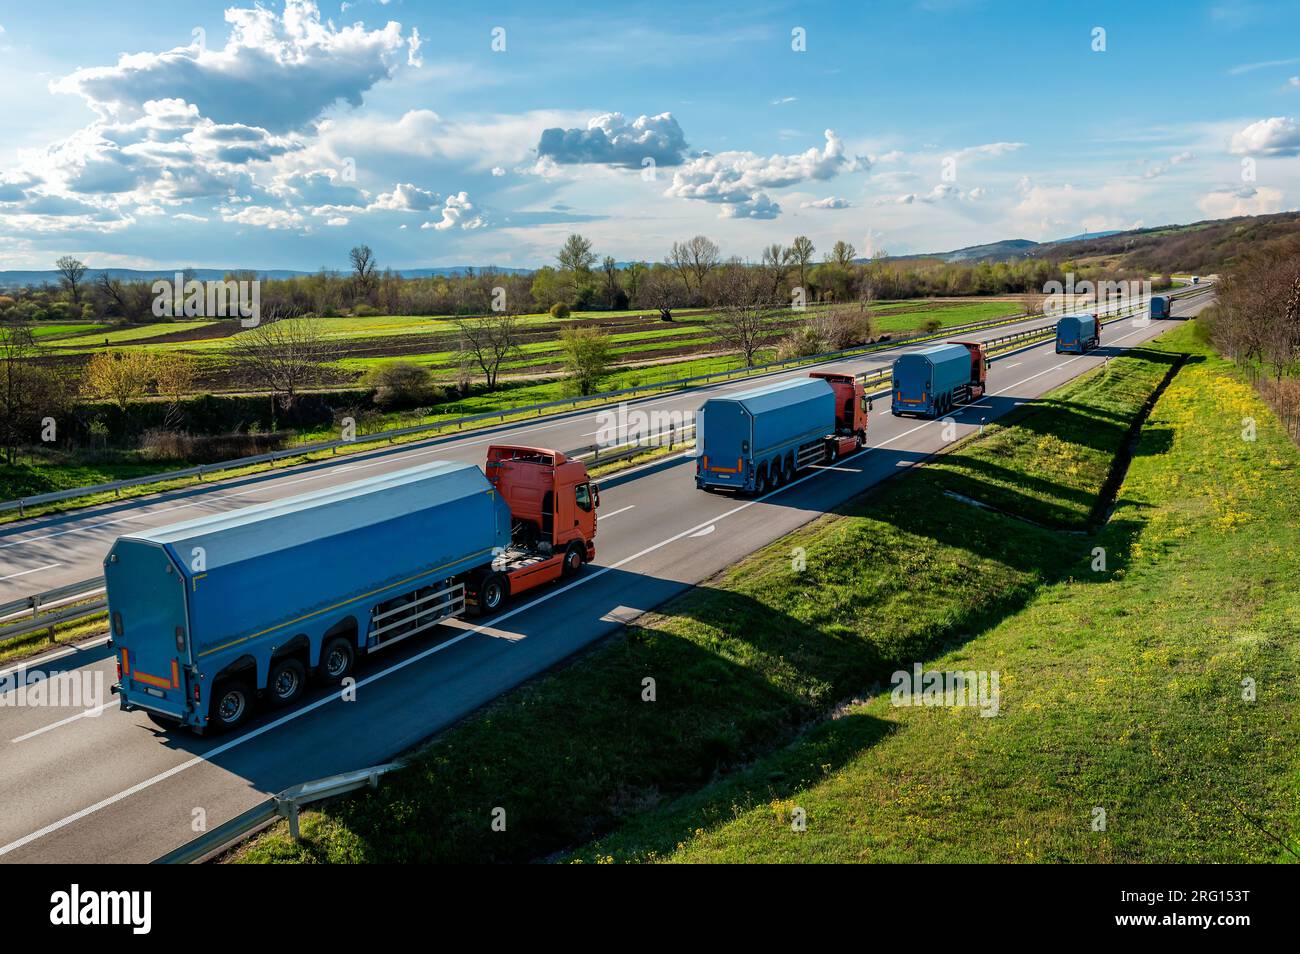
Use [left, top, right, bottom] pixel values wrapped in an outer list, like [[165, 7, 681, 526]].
[[0, 0, 1298, 271]]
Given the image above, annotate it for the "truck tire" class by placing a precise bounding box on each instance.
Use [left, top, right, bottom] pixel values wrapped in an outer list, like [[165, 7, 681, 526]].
[[317, 637, 356, 685], [476, 572, 508, 616], [753, 469, 768, 496], [209, 679, 254, 734], [562, 542, 585, 578], [267, 657, 307, 708]]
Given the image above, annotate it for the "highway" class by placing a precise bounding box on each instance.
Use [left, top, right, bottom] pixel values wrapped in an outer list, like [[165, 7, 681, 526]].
[[0, 288, 1213, 862]]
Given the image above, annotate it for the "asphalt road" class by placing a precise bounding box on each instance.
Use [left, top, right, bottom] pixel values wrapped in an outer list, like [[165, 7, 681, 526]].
[[0, 288, 1214, 862]]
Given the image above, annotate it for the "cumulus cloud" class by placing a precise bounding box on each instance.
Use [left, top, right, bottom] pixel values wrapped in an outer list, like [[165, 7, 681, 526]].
[[422, 191, 487, 230], [801, 196, 852, 209], [1228, 117, 1300, 156], [1198, 185, 1287, 218], [536, 112, 688, 168], [50, 0, 411, 134], [368, 181, 441, 212], [954, 141, 1026, 160], [665, 129, 867, 219]]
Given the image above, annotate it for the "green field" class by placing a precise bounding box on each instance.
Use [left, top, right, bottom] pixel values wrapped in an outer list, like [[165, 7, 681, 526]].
[[233, 323, 1270, 864]]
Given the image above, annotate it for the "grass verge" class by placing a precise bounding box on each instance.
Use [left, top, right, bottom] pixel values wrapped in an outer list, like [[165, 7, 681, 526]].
[[234, 324, 1186, 864], [572, 323, 1300, 863]]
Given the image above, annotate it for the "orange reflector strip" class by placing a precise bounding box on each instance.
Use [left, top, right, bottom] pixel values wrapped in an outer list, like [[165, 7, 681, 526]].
[[134, 670, 171, 690], [120, 648, 130, 676], [171, 660, 180, 689]]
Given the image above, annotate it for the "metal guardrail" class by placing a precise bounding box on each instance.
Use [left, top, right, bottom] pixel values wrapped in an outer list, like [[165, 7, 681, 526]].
[[0, 577, 106, 638], [153, 762, 402, 863], [0, 304, 1089, 519]]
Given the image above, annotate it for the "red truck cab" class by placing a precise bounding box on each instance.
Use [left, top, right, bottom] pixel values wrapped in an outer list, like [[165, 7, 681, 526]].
[[808, 371, 869, 458], [946, 341, 989, 399], [476, 445, 599, 613]]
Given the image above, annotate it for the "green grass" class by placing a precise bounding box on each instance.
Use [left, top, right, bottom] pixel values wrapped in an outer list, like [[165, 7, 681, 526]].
[[572, 323, 1300, 863], [234, 325, 1186, 864]]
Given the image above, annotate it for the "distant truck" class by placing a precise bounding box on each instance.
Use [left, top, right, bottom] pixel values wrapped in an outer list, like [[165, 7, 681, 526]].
[[107, 445, 599, 734], [695, 371, 868, 494], [1191, 276, 1200, 284], [1150, 295, 1171, 320], [1054, 314, 1100, 354], [890, 340, 988, 418]]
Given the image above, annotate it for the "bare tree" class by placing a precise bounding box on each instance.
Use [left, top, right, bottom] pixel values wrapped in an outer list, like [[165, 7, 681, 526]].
[[713, 263, 779, 367], [667, 235, 720, 300], [228, 308, 337, 409], [639, 268, 682, 322], [760, 243, 794, 300], [349, 245, 378, 300], [455, 313, 523, 389], [789, 236, 815, 295], [95, 272, 131, 318], [827, 240, 857, 268], [56, 256, 88, 305]]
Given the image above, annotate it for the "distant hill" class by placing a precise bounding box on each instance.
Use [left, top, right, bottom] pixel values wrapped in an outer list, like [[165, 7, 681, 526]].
[[0, 264, 534, 291], [874, 212, 1300, 271]]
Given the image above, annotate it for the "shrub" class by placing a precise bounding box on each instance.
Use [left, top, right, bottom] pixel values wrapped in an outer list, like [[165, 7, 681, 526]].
[[361, 361, 442, 410], [775, 326, 824, 362], [549, 302, 571, 319]]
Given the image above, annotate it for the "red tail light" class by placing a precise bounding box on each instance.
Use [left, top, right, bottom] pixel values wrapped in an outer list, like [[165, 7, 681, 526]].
[[193, 682, 201, 703]]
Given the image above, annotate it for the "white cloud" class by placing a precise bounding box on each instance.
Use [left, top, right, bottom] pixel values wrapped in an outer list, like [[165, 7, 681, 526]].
[[220, 204, 305, 229], [665, 129, 867, 219], [326, 216, 350, 226], [801, 196, 852, 209], [536, 112, 688, 168], [874, 183, 982, 206], [368, 181, 441, 212], [50, 0, 411, 134], [1197, 185, 1287, 218], [407, 26, 423, 68], [422, 191, 487, 230], [1142, 150, 1195, 178], [491, 166, 506, 177], [1012, 180, 1147, 235], [954, 141, 1026, 161], [1228, 116, 1300, 156]]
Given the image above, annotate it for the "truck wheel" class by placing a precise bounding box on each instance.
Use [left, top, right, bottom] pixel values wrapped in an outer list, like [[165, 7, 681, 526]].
[[855, 430, 866, 449], [827, 442, 838, 463], [562, 542, 585, 578], [267, 657, 306, 708], [477, 573, 507, 616], [209, 679, 253, 734], [317, 637, 355, 685], [753, 469, 768, 495]]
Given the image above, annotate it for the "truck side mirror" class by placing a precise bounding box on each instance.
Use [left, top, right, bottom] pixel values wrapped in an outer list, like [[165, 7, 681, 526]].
[[592, 483, 601, 509]]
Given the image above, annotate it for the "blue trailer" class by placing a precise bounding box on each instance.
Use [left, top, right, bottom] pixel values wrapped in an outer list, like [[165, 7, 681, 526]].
[[107, 456, 599, 734], [695, 377, 844, 494], [1150, 295, 1171, 320], [890, 342, 986, 418], [1055, 314, 1100, 354]]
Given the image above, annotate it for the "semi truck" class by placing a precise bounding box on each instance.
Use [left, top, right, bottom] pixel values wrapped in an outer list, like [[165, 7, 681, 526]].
[[695, 371, 868, 494], [1150, 295, 1171, 320], [890, 341, 988, 418], [107, 444, 599, 734], [1054, 314, 1100, 354]]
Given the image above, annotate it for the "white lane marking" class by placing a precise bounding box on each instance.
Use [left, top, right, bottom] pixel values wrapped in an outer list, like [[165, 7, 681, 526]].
[[812, 465, 862, 473], [598, 505, 636, 519], [689, 525, 716, 538], [0, 321, 1175, 856], [0, 563, 60, 582], [11, 703, 112, 744], [1003, 362, 1021, 368]]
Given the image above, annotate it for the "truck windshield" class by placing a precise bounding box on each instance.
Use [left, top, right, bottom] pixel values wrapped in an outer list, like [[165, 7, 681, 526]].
[[575, 483, 593, 512]]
